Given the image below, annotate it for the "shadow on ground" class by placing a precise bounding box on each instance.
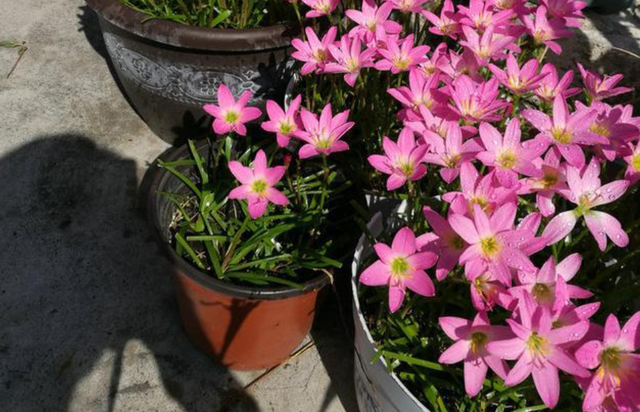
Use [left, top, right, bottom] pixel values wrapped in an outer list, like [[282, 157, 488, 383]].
[[0, 135, 259, 412]]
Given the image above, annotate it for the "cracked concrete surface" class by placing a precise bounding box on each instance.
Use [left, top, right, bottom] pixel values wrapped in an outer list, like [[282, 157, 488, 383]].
[[0, 0, 639, 411]]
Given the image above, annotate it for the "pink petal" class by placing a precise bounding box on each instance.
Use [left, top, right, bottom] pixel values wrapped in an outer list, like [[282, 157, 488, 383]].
[[299, 144, 319, 159], [548, 320, 589, 345], [392, 227, 417, 256], [584, 211, 628, 251], [547, 347, 590, 377], [575, 340, 603, 369], [360, 261, 391, 286], [479, 122, 503, 152], [591, 180, 629, 207], [464, 357, 488, 397], [603, 314, 621, 347], [486, 338, 525, 360], [542, 211, 577, 246], [405, 270, 435, 297], [253, 150, 267, 175], [265, 99, 285, 121], [264, 166, 286, 186], [213, 119, 232, 135], [484, 355, 510, 380], [449, 213, 480, 244], [228, 161, 254, 184], [523, 109, 552, 132], [619, 311, 640, 351], [439, 340, 469, 364], [532, 362, 560, 408], [439, 316, 471, 340], [557, 253, 582, 281], [217, 84, 235, 108], [407, 252, 438, 270], [265, 188, 288, 206], [388, 285, 406, 313], [240, 107, 262, 123], [203, 103, 222, 118], [228, 185, 249, 200], [504, 351, 533, 386], [369, 154, 393, 175], [373, 243, 394, 264], [248, 197, 268, 219], [559, 144, 585, 168]]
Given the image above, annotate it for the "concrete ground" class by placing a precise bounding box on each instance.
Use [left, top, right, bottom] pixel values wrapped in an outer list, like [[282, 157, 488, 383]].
[[0, 1, 639, 412]]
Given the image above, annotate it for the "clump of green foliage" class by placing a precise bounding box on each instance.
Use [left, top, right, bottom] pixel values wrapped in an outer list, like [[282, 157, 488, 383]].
[[120, 0, 295, 29]]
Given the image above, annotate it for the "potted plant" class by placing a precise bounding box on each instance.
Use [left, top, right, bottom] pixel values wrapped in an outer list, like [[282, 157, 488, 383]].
[[86, 0, 309, 143], [285, 0, 640, 409], [148, 83, 357, 370]]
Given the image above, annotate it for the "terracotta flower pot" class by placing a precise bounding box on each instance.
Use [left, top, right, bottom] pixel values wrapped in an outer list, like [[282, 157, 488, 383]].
[[147, 143, 330, 370], [86, 0, 297, 144]]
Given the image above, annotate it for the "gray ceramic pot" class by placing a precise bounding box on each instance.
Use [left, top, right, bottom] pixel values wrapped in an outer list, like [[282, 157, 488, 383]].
[[86, 0, 297, 144], [351, 212, 430, 412]]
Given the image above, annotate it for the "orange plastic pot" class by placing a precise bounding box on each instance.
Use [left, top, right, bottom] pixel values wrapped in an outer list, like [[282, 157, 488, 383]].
[[148, 144, 330, 370]]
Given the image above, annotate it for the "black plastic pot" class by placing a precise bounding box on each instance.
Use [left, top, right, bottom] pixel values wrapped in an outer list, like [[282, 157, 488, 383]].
[[86, 0, 297, 144], [147, 142, 331, 369]]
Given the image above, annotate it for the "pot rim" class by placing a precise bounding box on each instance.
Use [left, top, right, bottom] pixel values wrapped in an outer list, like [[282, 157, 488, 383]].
[[86, 0, 297, 52], [351, 212, 430, 411], [147, 142, 332, 301]]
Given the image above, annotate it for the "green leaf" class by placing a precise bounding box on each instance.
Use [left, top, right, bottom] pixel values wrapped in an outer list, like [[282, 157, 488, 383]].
[[210, 9, 231, 27], [175, 232, 205, 269], [225, 272, 304, 289]]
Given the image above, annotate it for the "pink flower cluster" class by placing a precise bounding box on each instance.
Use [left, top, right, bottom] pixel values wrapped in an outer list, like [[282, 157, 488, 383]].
[[204, 85, 354, 219], [310, 0, 640, 409]]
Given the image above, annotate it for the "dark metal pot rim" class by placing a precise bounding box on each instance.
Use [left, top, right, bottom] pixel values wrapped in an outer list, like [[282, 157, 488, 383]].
[[86, 0, 297, 52], [147, 142, 332, 301]]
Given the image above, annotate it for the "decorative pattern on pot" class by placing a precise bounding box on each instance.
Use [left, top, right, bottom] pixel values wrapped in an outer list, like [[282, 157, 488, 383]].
[[104, 33, 263, 105]]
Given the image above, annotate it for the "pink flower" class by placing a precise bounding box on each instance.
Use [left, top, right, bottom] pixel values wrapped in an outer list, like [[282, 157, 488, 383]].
[[203, 84, 262, 136], [437, 49, 483, 81], [578, 63, 633, 101], [291, 27, 338, 75], [325, 35, 376, 87], [261, 96, 301, 147], [443, 162, 517, 216], [575, 312, 640, 411], [542, 0, 585, 27], [422, 121, 482, 183], [523, 95, 602, 168], [301, 0, 339, 18], [576, 101, 639, 162], [533, 63, 580, 102], [542, 159, 630, 250], [368, 128, 428, 190], [457, 0, 514, 32], [488, 54, 548, 95], [422, 0, 460, 39], [387, 69, 444, 115], [517, 148, 568, 216], [389, 0, 431, 13], [438, 312, 512, 397], [295, 104, 354, 158], [522, 6, 573, 55], [375, 34, 430, 74], [468, 269, 515, 310], [359, 227, 437, 313], [477, 118, 547, 188], [448, 75, 510, 123], [346, 0, 402, 44], [419, 206, 468, 281], [460, 25, 515, 66], [511, 254, 592, 306], [228, 150, 288, 219], [624, 142, 640, 184], [487, 294, 591, 408], [449, 203, 537, 284]]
